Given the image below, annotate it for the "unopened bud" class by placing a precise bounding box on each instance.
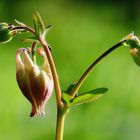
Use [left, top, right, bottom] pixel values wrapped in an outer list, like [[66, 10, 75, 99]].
[[16, 48, 54, 117], [123, 33, 140, 66], [0, 23, 13, 43], [130, 48, 140, 66]]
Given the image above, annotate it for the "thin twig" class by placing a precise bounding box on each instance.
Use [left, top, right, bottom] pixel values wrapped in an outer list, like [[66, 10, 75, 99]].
[[12, 26, 35, 34]]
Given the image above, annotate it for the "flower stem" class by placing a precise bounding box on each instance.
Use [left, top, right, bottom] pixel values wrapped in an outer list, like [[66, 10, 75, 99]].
[[39, 36, 65, 140], [12, 26, 35, 34], [39, 37, 63, 108], [70, 39, 127, 98], [55, 109, 67, 140]]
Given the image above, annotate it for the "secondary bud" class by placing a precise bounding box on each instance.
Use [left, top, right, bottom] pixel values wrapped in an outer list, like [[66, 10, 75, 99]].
[[123, 33, 140, 66], [130, 48, 140, 66], [16, 48, 54, 117], [0, 23, 13, 43]]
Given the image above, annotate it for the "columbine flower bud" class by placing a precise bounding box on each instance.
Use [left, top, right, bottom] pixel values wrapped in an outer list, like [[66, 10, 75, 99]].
[[0, 23, 13, 43], [130, 48, 140, 66], [16, 48, 54, 117], [123, 33, 140, 66]]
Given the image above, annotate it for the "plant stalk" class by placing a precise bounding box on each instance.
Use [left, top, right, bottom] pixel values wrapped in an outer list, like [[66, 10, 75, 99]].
[[12, 26, 35, 34], [39, 37, 63, 108], [55, 109, 67, 140], [70, 39, 126, 98], [39, 36, 65, 140]]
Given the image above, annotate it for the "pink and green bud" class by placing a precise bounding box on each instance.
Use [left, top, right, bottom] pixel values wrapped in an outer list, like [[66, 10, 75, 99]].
[[123, 33, 140, 66], [0, 23, 14, 43], [16, 48, 54, 117], [130, 48, 140, 66]]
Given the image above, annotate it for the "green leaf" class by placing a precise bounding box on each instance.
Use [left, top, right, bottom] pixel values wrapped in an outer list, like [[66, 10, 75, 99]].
[[65, 83, 76, 94], [61, 83, 76, 105], [32, 11, 45, 37], [70, 87, 108, 106], [62, 92, 73, 104]]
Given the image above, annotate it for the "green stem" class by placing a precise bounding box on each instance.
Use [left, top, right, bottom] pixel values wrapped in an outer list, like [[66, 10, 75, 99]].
[[39, 37, 65, 140], [70, 39, 126, 98], [55, 109, 67, 140]]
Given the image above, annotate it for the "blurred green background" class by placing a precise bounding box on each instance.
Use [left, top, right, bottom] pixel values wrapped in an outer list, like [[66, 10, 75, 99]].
[[1, 0, 140, 140]]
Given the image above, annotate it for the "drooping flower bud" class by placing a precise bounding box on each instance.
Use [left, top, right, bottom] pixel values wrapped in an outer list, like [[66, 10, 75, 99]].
[[130, 48, 140, 66], [16, 48, 54, 117], [0, 23, 14, 43], [123, 33, 140, 66]]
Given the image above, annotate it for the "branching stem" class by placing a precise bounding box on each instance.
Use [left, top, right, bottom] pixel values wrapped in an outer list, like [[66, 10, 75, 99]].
[[70, 39, 127, 98]]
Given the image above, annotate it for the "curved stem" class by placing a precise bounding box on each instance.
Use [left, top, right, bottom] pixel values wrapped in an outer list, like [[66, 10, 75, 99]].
[[39, 37, 63, 108], [12, 26, 35, 34], [70, 39, 126, 98]]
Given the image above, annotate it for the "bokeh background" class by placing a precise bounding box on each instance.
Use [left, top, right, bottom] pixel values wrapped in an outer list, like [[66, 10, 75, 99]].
[[0, 0, 140, 140]]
